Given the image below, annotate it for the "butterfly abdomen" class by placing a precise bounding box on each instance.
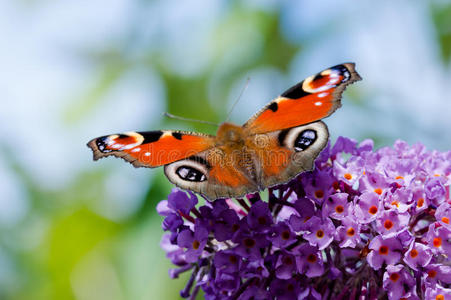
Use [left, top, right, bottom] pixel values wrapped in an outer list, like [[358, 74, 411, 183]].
[[237, 150, 258, 184]]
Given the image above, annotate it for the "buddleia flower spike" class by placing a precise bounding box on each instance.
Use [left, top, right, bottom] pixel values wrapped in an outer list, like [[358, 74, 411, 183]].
[[157, 137, 451, 299]]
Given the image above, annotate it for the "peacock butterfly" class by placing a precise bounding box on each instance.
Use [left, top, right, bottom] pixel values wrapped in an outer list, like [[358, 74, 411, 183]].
[[87, 63, 361, 200]]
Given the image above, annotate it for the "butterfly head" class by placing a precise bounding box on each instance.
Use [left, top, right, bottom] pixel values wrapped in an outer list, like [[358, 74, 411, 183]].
[[216, 122, 245, 145]]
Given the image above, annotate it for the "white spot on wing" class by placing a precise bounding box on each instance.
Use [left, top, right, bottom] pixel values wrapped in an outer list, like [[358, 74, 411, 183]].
[[328, 78, 339, 85], [161, 131, 173, 138], [314, 101, 322, 106], [327, 70, 340, 85], [105, 134, 119, 146], [118, 132, 145, 150], [120, 143, 139, 150], [303, 74, 333, 93], [318, 92, 328, 98], [131, 147, 141, 153], [145, 152, 151, 156], [343, 70, 350, 78]]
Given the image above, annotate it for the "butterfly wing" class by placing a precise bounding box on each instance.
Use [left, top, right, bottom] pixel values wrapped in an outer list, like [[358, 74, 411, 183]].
[[87, 130, 216, 168], [249, 121, 329, 189], [243, 63, 361, 134], [88, 130, 257, 199], [163, 145, 260, 200]]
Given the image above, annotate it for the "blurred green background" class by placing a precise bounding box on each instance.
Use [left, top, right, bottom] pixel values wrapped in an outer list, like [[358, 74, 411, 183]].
[[1, 1, 450, 299]]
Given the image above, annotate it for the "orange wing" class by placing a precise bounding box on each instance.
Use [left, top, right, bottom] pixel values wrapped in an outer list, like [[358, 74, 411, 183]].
[[163, 146, 260, 200], [87, 130, 216, 168], [243, 63, 361, 134]]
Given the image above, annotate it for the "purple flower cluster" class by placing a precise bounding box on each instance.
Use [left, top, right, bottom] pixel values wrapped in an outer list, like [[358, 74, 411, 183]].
[[157, 137, 451, 299]]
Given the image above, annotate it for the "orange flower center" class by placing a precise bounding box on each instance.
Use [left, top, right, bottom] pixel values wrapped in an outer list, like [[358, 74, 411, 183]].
[[374, 188, 382, 195], [307, 254, 317, 263], [346, 227, 355, 236], [379, 245, 389, 255], [335, 205, 344, 214], [391, 201, 399, 207], [316, 230, 324, 238], [384, 219, 394, 230], [315, 190, 324, 198], [283, 256, 294, 265], [389, 273, 400, 282], [344, 173, 352, 180], [436, 295, 444, 300], [433, 237, 442, 248], [258, 216, 267, 225], [244, 238, 256, 248], [417, 198, 424, 207], [410, 249, 419, 258], [442, 217, 449, 224], [428, 270, 437, 278], [192, 240, 200, 250], [369, 206, 378, 215], [281, 230, 290, 240], [395, 176, 404, 180], [229, 255, 238, 264]]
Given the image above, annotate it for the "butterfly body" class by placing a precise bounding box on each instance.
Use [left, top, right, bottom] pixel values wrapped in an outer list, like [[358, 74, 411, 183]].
[[88, 63, 361, 200]]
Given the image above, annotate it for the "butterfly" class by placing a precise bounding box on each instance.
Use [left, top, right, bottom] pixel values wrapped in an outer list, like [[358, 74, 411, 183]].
[[87, 63, 361, 200]]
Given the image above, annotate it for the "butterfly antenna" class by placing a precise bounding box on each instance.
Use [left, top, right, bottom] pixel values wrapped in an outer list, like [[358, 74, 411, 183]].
[[163, 112, 219, 127], [224, 77, 250, 123]]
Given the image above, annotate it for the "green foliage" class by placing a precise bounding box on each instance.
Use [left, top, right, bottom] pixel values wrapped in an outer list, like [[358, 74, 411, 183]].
[[431, 1, 451, 65]]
